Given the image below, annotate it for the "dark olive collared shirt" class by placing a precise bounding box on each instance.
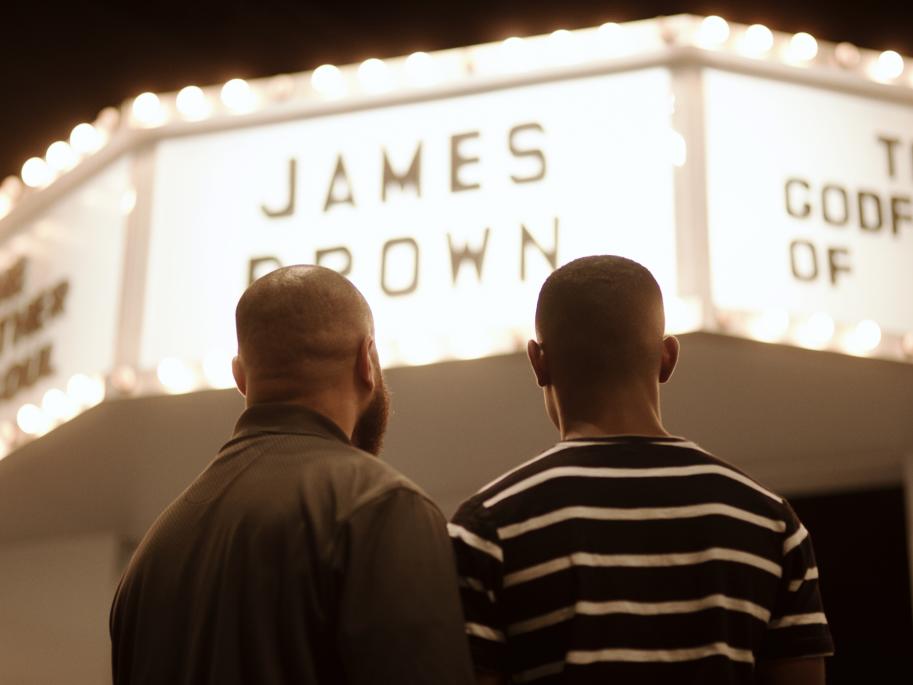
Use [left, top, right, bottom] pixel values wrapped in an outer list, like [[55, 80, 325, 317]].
[[110, 403, 474, 685]]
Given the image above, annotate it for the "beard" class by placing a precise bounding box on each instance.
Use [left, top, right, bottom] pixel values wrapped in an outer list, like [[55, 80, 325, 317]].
[[351, 370, 391, 456]]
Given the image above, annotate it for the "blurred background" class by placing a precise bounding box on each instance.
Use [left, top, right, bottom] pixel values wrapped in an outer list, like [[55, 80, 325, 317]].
[[1, 2, 912, 683]]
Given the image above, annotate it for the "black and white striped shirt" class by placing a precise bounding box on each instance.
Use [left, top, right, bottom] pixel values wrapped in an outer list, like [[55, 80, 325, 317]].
[[449, 436, 834, 683]]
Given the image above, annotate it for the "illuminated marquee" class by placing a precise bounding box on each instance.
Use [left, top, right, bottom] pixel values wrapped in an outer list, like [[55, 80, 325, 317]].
[[1, 14, 913, 448], [140, 68, 679, 370]]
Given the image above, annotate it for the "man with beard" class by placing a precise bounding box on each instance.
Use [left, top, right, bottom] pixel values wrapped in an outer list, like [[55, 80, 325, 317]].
[[110, 265, 474, 685]]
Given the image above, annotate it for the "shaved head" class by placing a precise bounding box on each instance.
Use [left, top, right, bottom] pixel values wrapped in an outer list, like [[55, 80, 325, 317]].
[[234, 265, 390, 454], [236, 265, 373, 381], [536, 256, 666, 392]]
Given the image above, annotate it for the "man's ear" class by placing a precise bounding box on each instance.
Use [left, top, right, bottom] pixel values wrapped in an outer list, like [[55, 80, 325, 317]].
[[357, 336, 378, 392], [527, 339, 551, 388], [659, 335, 680, 384], [232, 355, 247, 397]]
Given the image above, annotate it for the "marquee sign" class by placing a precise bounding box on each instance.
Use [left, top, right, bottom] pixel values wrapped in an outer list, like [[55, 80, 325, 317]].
[[704, 69, 913, 336], [141, 68, 680, 369], [2, 14, 913, 446], [0, 161, 128, 432]]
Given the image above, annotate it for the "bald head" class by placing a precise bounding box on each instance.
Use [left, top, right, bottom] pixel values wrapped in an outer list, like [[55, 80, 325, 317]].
[[536, 256, 666, 391], [235, 265, 374, 388]]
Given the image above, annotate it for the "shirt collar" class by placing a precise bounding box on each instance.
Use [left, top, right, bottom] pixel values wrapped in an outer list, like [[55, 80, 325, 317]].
[[231, 402, 351, 444]]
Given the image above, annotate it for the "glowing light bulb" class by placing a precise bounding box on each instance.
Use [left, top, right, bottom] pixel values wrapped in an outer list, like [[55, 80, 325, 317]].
[[46, 141, 77, 173], [220, 78, 257, 112], [548, 29, 580, 64], [202, 350, 236, 389], [834, 42, 861, 68], [496, 36, 531, 73], [843, 320, 881, 356], [21, 157, 52, 188], [595, 21, 628, 55], [67, 373, 106, 408], [697, 16, 730, 48], [404, 51, 437, 86], [787, 32, 818, 62], [176, 85, 211, 120], [157, 357, 196, 394], [871, 50, 905, 81], [311, 64, 347, 98], [741, 24, 774, 56], [795, 312, 835, 349], [132, 92, 166, 127], [69, 122, 104, 155], [42, 388, 78, 422], [17, 404, 51, 436], [357, 58, 393, 93], [747, 309, 790, 343]]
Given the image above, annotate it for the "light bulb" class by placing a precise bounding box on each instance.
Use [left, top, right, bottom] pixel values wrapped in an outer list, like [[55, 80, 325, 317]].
[[176, 85, 211, 120]]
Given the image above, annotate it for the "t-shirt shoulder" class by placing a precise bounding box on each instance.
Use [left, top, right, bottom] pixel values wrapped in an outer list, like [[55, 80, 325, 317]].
[[454, 437, 789, 526]]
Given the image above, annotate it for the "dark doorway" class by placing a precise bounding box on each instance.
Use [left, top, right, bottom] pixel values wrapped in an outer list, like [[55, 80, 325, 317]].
[[791, 487, 913, 684]]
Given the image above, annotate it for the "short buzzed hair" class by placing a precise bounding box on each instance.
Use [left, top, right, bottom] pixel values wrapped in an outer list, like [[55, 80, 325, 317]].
[[235, 265, 373, 382], [536, 256, 666, 388]]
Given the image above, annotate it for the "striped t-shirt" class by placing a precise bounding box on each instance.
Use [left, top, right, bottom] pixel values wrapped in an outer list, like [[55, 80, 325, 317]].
[[449, 436, 834, 683]]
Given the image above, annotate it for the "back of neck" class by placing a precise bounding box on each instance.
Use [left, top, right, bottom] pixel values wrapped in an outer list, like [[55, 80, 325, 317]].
[[556, 383, 669, 440]]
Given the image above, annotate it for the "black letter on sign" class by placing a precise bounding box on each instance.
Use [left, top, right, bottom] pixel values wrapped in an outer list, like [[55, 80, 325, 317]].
[[521, 218, 559, 281], [877, 135, 900, 178], [509, 123, 546, 184], [381, 238, 420, 296], [827, 247, 852, 285], [858, 191, 883, 232], [382, 143, 422, 201], [261, 158, 296, 218], [451, 131, 481, 192], [3, 364, 22, 400], [890, 195, 912, 236], [324, 155, 356, 211], [785, 178, 811, 218], [48, 281, 69, 317], [248, 257, 283, 285], [821, 185, 849, 226], [37, 345, 54, 380], [315, 247, 353, 276], [448, 229, 491, 283], [789, 240, 818, 282]]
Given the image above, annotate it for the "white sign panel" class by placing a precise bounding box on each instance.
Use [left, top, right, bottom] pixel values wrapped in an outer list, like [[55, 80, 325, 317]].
[[0, 160, 129, 425], [143, 68, 679, 368], [704, 69, 913, 334]]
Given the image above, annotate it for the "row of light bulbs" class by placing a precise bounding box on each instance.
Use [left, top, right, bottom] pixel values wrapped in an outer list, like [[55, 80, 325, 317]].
[[729, 310, 913, 358], [0, 352, 238, 458], [2, 309, 909, 455], [2, 15, 911, 222], [693, 15, 908, 81]]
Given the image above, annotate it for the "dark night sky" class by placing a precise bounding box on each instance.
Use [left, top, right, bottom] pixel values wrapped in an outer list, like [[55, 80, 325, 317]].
[[2, 0, 913, 182]]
